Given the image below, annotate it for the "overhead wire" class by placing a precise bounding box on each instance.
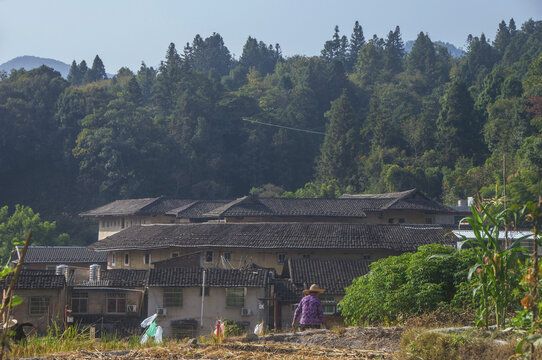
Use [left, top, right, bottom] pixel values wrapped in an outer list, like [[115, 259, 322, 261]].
[[240, 117, 326, 135]]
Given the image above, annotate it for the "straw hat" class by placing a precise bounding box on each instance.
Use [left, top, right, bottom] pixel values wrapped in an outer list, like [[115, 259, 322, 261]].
[[303, 284, 325, 295]]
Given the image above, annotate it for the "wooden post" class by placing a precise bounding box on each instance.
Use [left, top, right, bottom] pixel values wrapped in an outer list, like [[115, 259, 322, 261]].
[[273, 293, 278, 330]]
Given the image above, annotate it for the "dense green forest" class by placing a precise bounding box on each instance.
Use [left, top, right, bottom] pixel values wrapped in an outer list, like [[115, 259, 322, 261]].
[[0, 19, 541, 243]]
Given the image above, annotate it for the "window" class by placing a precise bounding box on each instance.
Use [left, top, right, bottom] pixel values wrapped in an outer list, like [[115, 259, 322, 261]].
[[205, 251, 213, 262], [172, 325, 196, 339], [388, 218, 394, 224], [71, 291, 88, 314], [226, 288, 245, 307], [163, 288, 183, 307], [398, 218, 405, 223], [121, 218, 125, 229], [320, 296, 337, 315], [171, 252, 179, 258], [425, 217, 433, 224], [107, 293, 126, 313], [363, 254, 371, 260], [199, 286, 210, 297], [277, 253, 286, 265], [30, 297, 50, 315], [302, 254, 310, 259], [111, 254, 116, 267], [223, 252, 231, 261], [124, 253, 130, 266], [143, 253, 151, 265]]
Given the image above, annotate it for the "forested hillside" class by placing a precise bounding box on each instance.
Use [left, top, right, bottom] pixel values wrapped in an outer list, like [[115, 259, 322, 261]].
[[0, 19, 541, 243]]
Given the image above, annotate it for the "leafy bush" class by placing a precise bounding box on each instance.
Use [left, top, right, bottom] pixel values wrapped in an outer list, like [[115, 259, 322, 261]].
[[338, 244, 477, 325]]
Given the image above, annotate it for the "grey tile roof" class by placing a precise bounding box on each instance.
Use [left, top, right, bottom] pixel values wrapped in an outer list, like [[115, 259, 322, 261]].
[[79, 198, 160, 216], [210, 198, 368, 218], [137, 198, 195, 215], [88, 223, 456, 252], [166, 200, 233, 219], [1, 270, 66, 290], [340, 188, 454, 213], [288, 257, 371, 295], [148, 267, 270, 287], [73, 269, 148, 288], [19, 246, 108, 264]]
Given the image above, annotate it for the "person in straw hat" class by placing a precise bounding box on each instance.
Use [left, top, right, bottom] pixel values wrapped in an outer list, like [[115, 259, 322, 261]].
[[291, 284, 326, 330]]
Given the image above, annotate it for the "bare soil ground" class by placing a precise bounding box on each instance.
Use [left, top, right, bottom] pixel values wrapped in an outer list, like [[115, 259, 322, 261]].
[[20, 327, 402, 359]]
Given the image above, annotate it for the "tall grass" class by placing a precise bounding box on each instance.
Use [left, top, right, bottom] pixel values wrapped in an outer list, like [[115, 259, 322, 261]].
[[9, 322, 173, 358]]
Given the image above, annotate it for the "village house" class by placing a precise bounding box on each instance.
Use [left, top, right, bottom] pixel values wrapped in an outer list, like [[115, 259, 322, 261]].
[[79, 189, 458, 240], [0, 270, 67, 334], [147, 267, 272, 338], [88, 222, 456, 273], [67, 267, 148, 336]]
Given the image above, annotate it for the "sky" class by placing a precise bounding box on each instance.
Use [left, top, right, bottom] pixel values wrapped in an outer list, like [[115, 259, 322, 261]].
[[0, 0, 540, 73]]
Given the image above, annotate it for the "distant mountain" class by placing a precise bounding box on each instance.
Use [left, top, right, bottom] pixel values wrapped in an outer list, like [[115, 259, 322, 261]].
[[404, 40, 465, 58], [0, 56, 71, 78]]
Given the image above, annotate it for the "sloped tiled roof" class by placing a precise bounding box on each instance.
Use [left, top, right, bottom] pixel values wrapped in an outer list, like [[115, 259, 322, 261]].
[[288, 258, 371, 295], [79, 198, 160, 216], [166, 200, 233, 219], [340, 188, 454, 212], [88, 223, 456, 252], [0, 270, 66, 290], [136, 198, 195, 215], [73, 269, 148, 288], [148, 267, 269, 287], [209, 198, 368, 218], [19, 246, 107, 264]]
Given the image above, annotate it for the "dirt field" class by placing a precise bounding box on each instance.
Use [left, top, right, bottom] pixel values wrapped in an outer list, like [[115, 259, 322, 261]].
[[25, 328, 402, 359]]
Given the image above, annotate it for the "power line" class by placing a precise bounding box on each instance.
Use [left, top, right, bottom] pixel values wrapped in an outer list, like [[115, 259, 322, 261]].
[[240, 117, 326, 135]]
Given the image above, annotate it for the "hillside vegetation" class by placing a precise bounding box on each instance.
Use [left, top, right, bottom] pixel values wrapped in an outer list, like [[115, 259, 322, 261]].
[[0, 19, 541, 242]]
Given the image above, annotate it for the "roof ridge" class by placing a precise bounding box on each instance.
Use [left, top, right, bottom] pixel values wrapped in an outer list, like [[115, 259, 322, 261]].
[[203, 196, 257, 217], [382, 188, 418, 209], [165, 200, 199, 216]]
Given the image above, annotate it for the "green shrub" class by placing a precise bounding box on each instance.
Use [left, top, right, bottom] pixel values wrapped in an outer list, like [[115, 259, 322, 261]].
[[338, 244, 478, 325]]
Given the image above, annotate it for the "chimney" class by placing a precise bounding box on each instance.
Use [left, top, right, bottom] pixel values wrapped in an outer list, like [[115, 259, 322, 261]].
[[89, 264, 101, 282]]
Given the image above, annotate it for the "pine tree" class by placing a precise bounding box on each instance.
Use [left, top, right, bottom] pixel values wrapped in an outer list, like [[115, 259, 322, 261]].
[[91, 55, 107, 81], [348, 21, 365, 69], [317, 90, 360, 186], [67, 60, 81, 85], [78, 60, 89, 84], [321, 25, 342, 62], [126, 76, 143, 105], [407, 32, 435, 74], [509, 18, 517, 34], [437, 80, 484, 164], [493, 20, 511, 55], [384, 26, 405, 74]]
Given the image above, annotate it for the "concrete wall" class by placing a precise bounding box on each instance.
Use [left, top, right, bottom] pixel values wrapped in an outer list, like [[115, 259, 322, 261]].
[[110, 248, 388, 273], [147, 286, 268, 338], [11, 289, 66, 334], [69, 288, 145, 317], [98, 215, 176, 240]]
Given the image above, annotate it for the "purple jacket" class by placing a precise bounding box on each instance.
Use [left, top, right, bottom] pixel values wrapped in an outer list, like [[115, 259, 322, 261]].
[[293, 294, 325, 326]]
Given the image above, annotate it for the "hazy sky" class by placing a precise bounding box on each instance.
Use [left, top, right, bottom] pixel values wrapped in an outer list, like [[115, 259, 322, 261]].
[[0, 0, 540, 73]]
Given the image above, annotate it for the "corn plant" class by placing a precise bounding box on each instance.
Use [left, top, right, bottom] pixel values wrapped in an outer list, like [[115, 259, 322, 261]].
[[514, 200, 542, 359], [457, 202, 526, 329]]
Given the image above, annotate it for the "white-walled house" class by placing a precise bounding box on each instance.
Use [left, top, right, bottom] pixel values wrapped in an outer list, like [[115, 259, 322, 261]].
[[147, 267, 272, 338]]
